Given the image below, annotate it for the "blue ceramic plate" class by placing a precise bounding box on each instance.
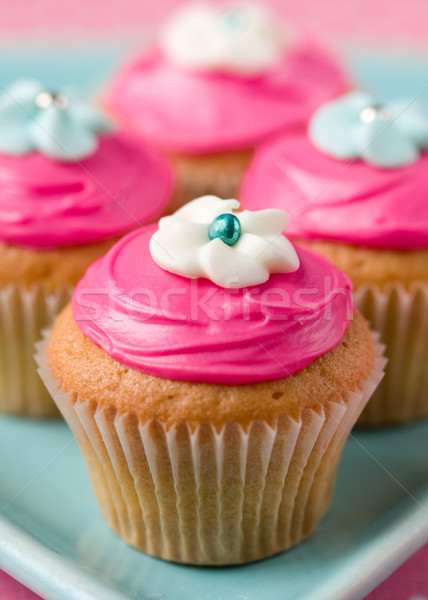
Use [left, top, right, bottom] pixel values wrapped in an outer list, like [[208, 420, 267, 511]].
[[0, 45, 428, 600], [0, 416, 428, 600]]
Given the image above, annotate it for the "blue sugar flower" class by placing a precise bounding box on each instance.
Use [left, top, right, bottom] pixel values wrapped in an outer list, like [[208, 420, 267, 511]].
[[0, 79, 113, 161], [308, 90, 428, 168]]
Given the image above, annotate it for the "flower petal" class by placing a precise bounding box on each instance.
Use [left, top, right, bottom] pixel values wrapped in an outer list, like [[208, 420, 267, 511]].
[[0, 79, 43, 115], [159, 195, 240, 228], [235, 232, 300, 273], [0, 79, 44, 154], [0, 122, 34, 155], [340, 90, 375, 112], [69, 102, 113, 133], [361, 118, 418, 168], [29, 107, 98, 161], [239, 209, 289, 236], [200, 237, 269, 288], [150, 221, 208, 278], [0, 99, 33, 129], [390, 99, 428, 148], [309, 107, 362, 159], [309, 91, 374, 160]]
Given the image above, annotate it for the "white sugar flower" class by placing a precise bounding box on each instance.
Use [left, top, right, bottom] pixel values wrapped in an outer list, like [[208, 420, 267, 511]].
[[160, 3, 288, 76], [150, 195, 300, 288]]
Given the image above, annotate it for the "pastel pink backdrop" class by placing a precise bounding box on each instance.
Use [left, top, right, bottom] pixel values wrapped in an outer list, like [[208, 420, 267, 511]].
[[0, 0, 427, 598], [0, 0, 427, 47]]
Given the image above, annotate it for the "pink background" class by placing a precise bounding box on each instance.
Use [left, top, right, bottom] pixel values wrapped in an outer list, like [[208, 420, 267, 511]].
[[1, 0, 428, 598], [0, 0, 427, 48]]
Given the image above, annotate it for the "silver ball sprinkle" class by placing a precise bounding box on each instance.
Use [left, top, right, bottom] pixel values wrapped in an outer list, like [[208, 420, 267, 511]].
[[359, 104, 392, 123], [35, 91, 69, 110]]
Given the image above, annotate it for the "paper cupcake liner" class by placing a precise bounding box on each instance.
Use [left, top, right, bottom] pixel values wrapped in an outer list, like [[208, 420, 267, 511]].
[[0, 285, 72, 418], [36, 334, 385, 565], [354, 282, 428, 426]]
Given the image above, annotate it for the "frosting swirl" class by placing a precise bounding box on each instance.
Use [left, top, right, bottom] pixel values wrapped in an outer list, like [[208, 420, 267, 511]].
[[240, 133, 428, 250], [0, 131, 173, 249], [106, 35, 347, 152], [72, 226, 353, 384]]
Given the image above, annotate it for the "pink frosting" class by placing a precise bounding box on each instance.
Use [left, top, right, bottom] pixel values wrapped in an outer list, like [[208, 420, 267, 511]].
[[72, 225, 353, 385], [241, 133, 428, 250], [105, 36, 348, 153], [0, 131, 173, 249]]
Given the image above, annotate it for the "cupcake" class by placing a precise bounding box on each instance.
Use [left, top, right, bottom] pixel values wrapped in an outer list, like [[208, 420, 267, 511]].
[[37, 196, 384, 564], [0, 79, 174, 417], [105, 3, 348, 204], [240, 90, 428, 426]]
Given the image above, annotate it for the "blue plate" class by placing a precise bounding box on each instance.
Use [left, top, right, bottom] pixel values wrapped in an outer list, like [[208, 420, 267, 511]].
[[0, 416, 428, 600], [0, 44, 428, 600]]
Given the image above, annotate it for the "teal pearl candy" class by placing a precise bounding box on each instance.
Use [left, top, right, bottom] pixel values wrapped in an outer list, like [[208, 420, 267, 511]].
[[208, 213, 241, 246], [221, 10, 246, 30]]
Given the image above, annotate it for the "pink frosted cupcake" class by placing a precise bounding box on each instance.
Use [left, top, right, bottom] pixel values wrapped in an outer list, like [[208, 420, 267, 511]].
[[0, 79, 174, 417], [105, 3, 348, 203], [38, 196, 384, 564], [241, 90, 428, 425]]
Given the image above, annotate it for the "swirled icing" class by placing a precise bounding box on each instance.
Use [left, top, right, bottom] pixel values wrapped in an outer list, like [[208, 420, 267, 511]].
[[105, 34, 347, 153], [0, 131, 173, 249], [240, 133, 428, 249], [72, 225, 353, 384]]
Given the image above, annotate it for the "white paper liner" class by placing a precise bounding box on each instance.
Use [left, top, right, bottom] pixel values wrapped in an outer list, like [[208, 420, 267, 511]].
[[36, 333, 385, 565], [0, 285, 72, 418], [354, 282, 428, 426]]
